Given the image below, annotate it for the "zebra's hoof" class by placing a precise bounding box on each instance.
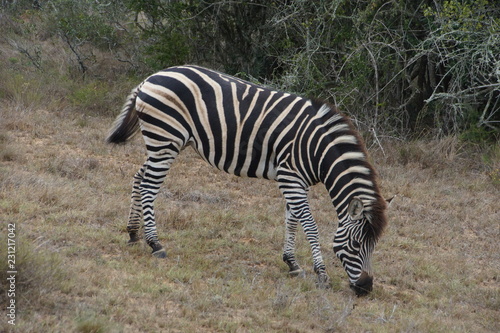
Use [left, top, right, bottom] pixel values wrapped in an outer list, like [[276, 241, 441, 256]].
[[152, 249, 167, 258], [128, 232, 141, 245], [150, 242, 167, 258], [127, 239, 141, 246], [316, 273, 331, 289]]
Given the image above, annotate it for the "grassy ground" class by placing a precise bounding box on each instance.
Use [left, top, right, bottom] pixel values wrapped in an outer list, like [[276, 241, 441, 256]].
[[1, 84, 499, 333]]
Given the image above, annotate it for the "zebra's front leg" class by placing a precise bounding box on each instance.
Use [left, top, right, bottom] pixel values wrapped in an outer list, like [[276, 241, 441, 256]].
[[279, 179, 330, 288], [300, 212, 330, 288], [283, 204, 304, 277]]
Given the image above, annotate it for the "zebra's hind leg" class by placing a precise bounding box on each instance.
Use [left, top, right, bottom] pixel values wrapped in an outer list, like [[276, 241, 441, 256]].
[[283, 204, 304, 277], [127, 165, 146, 246], [138, 143, 180, 259]]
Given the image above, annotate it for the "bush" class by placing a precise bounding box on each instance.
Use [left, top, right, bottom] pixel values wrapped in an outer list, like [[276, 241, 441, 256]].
[[421, 0, 500, 137], [2, 0, 498, 141]]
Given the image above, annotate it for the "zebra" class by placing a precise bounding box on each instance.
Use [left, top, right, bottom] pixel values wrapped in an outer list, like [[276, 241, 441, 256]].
[[107, 65, 387, 295]]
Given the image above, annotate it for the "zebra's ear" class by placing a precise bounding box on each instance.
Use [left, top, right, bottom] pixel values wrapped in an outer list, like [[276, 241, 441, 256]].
[[348, 197, 364, 220]]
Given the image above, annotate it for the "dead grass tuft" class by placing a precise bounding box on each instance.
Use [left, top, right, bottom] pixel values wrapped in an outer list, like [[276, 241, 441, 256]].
[[75, 313, 119, 333], [46, 156, 100, 180], [0, 233, 67, 310], [164, 206, 193, 230], [0, 149, 17, 162], [393, 136, 464, 170]]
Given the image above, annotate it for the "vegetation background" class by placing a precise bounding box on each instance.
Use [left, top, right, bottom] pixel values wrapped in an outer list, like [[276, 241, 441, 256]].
[[0, 0, 499, 332]]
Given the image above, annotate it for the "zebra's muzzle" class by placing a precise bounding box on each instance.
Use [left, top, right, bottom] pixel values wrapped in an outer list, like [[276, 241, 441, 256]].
[[350, 271, 373, 296]]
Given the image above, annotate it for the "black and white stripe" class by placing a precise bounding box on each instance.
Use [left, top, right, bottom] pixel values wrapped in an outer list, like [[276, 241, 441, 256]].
[[107, 65, 387, 294]]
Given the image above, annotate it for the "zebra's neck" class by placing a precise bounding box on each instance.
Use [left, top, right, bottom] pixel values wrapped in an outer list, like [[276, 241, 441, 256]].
[[312, 110, 378, 220]]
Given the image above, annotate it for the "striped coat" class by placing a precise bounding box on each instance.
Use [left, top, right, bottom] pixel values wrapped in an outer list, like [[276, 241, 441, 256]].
[[108, 65, 387, 295]]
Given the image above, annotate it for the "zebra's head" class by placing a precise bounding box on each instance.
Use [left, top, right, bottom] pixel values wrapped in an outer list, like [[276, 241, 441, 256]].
[[333, 196, 387, 296]]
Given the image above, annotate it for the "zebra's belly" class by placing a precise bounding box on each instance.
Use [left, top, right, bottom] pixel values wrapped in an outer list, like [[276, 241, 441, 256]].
[[187, 141, 278, 180]]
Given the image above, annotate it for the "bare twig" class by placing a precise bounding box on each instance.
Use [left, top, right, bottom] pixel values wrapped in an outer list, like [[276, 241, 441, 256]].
[[371, 127, 386, 157]]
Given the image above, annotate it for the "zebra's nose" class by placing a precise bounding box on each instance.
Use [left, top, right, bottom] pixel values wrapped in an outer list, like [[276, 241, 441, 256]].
[[349, 271, 373, 296]]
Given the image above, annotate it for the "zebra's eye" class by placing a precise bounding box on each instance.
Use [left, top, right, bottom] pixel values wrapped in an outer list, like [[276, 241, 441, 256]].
[[352, 240, 360, 250]]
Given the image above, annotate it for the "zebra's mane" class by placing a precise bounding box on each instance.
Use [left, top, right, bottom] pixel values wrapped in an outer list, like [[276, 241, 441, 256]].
[[313, 100, 388, 242], [365, 194, 387, 242]]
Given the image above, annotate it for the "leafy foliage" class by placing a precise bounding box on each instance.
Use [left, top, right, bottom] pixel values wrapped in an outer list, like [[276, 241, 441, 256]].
[[421, 0, 500, 136], [1, 0, 499, 140]]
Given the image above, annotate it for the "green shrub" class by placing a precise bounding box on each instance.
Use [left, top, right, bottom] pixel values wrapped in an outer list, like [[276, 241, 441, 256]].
[[68, 81, 110, 115], [144, 31, 191, 71], [460, 126, 498, 143]]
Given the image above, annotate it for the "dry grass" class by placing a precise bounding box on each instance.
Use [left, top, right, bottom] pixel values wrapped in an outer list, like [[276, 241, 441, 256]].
[[0, 42, 499, 331], [1, 96, 499, 333]]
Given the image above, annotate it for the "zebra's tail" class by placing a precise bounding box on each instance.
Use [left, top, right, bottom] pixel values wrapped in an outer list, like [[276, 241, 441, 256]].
[[106, 85, 141, 144]]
